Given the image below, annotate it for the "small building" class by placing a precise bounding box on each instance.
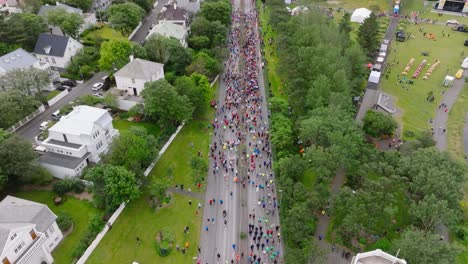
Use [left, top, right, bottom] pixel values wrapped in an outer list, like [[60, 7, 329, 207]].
[[147, 21, 188, 47], [33, 33, 83, 70], [38, 2, 97, 32], [114, 57, 165, 96], [0, 196, 63, 264], [350, 8, 371, 23], [39, 105, 119, 179], [0, 48, 59, 91], [159, 2, 190, 29], [176, 0, 199, 14], [351, 249, 406, 264]]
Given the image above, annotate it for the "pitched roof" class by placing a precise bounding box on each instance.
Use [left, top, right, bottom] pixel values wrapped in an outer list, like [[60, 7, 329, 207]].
[[160, 3, 188, 21], [38, 3, 82, 16], [39, 151, 90, 169], [0, 48, 38, 74], [33, 33, 71, 57], [49, 105, 112, 136], [0, 196, 57, 250], [115, 58, 164, 80], [149, 22, 187, 41]]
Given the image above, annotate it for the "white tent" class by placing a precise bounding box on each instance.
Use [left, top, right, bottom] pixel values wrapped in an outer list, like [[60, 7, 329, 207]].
[[351, 8, 371, 23], [368, 71, 381, 84], [443, 75, 455, 87], [462, 57, 468, 69]]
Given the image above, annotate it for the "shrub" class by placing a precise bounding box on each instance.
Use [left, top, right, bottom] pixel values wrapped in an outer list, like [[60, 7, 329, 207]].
[[370, 237, 391, 251], [52, 181, 70, 197], [52, 178, 86, 196], [363, 110, 397, 137], [403, 130, 415, 138], [57, 212, 73, 231], [155, 229, 174, 257], [78, 95, 103, 106]]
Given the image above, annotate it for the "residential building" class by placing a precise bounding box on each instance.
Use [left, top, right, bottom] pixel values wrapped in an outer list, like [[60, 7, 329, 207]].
[[33, 33, 83, 70], [159, 2, 190, 28], [147, 21, 188, 47], [176, 0, 200, 14], [38, 2, 97, 32], [0, 0, 22, 13], [39, 105, 119, 179], [0, 196, 63, 264], [351, 249, 406, 264], [0, 48, 59, 91], [92, 0, 112, 11], [114, 57, 164, 96]]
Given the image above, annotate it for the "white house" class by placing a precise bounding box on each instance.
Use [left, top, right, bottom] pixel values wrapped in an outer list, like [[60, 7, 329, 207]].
[[176, 0, 199, 14], [0, 196, 63, 264], [114, 57, 165, 96], [38, 2, 97, 32], [159, 2, 190, 28], [0, 48, 59, 91], [351, 249, 406, 264], [39, 105, 119, 179], [147, 21, 188, 47], [33, 33, 83, 70]]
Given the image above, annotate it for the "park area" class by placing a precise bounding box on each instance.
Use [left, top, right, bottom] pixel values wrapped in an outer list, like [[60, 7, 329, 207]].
[[86, 83, 217, 263], [379, 23, 468, 137], [14, 191, 99, 264]]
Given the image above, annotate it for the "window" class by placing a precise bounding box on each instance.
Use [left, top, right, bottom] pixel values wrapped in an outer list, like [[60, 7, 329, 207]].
[[9, 233, 16, 240], [49, 225, 55, 233], [63, 134, 68, 142], [131, 78, 135, 84], [51, 57, 56, 64], [14, 241, 25, 254], [45, 232, 49, 238], [45, 57, 49, 62]]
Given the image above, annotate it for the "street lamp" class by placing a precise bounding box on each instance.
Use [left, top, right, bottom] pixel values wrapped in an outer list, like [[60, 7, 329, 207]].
[[278, 189, 283, 207]]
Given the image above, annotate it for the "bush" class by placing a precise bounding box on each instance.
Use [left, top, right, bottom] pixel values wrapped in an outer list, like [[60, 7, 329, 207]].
[[57, 212, 73, 231], [155, 229, 174, 257], [370, 237, 391, 251], [363, 110, 397, 137], [403, 130, 415, 138], [52, 178, 86, 196], [78, 95, 103, 106]]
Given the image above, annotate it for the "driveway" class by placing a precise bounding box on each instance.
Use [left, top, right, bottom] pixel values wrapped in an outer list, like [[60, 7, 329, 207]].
[[130, 0, 171, 43], [15, 72, 108, 141]]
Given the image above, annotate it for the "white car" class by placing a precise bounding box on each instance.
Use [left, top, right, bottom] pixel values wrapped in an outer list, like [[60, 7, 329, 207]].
[[39, 121, 49, 131], [92, 82, 104, 91], [447, 19, 459, 26], [92, 92, 104, 98]]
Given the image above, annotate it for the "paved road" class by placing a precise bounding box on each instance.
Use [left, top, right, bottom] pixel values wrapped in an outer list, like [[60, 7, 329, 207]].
[[15, 72, 107, 141], [198, 0, 283, 263], [130, 0, 171, 43]]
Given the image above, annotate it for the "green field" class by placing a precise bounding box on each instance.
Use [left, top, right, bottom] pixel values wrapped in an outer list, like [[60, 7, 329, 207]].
[[113, 119, 162, 138], [324, 0, 389, 12], [380, 23, 468, 137], [447, 84, 468, 161], [14, 191, 99, 264]]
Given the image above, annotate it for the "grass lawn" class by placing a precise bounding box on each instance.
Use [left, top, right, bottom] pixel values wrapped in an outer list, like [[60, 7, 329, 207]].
[[46, 90, 61, 101], [446, 84, 468, 161], [113, 119, 162, 138], [324, 0, 389, 12], [81, 25, 126, 44], [14, 191, 99, 264], [86, 193, 201, 264], [379, 23, 468, 138]]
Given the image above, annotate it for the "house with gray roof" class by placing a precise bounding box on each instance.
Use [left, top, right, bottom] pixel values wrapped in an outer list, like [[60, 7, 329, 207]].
[[38, 2, 97, 33], [0, 48, 58, 91], [147, 21, 188, 47], [114, 57, 165, 96], [159, 2, 190, 28], [33, 33, 83, 69], [0, 196, 63, 264]]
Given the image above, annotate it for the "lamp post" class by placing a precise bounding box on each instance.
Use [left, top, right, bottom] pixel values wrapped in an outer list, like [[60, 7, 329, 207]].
[[278, 189, 283, 207]]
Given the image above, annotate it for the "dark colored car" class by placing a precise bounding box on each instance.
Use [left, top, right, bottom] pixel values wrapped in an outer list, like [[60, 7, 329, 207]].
[[464, 39, 468, 46], [57, 85, 71, 91], [454, 25, 468, 33], [62, 79, 77, 87]]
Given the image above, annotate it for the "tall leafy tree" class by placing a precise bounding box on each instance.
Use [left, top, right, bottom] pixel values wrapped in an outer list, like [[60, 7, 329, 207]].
[[357, 13, 379, 58], [85, 165, 141, 211], [186, 51, 220, 80], [410, 194, 459, 233], [200, 0, 231, 26], [0, 90, 40, 129], [98, 39, 132, 71], [338, 12, 353, 37], [144, 35, 193, 75], [362, 110, 397, 137], [3, 13, 47, 50], [108, 2, 145, 35], [142, 79, 194, 126], [46, 8, 84, 38], [65, 0, 93, 11], [174, 74, 209, 116], [0, 68, 50, 102]]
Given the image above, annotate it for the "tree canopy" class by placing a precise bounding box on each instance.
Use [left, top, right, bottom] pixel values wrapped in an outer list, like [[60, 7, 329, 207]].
[[108, 2, 145, 35], [363, 110, 397, 137], [174, 73, 210, 116], [0, 90, 41, 129], [98, 39, 132, 71], [46, 8, 84, 38], [0, 13, 47, 50], [357, 13, 380, 58], [144, 35, 193, 75], [200, 0, 232, 26]]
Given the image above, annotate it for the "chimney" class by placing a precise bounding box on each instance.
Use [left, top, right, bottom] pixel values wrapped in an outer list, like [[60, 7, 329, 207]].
[[174, 2, 177, 9], [129, 55, 134, 61]]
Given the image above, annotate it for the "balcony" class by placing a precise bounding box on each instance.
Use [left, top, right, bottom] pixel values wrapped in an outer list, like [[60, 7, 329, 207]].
[[15, 235, 46, 264]]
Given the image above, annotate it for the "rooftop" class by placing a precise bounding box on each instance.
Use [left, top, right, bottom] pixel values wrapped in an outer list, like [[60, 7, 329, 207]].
[[351, 249, 406, 264], [0, 196, 57, 250], [46, 139, 82, 149], [0, 48, 38, 74], [38, 3, 82, 16], [114, 58, 164, 80], [160, 3, 189, 21], [49, 105, 112, 135], [33, 33, 72, 57], [39, 151, 90, 169], [148, 21, 187, 40]]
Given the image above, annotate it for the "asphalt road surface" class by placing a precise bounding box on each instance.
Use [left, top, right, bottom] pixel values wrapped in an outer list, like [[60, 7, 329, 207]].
[[15, 72, 107, 141], [130, 0, 171, 43], [198, 0, 283, 263]]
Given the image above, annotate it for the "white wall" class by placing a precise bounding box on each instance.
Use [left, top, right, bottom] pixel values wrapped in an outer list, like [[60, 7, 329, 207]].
[[35, 38, 83, 69], [116, 99, 138, 111], [47, 89, 68, 106], [43, 222, 63, 252], [40, 163, 79, 179], [115, 76, 145, 96]]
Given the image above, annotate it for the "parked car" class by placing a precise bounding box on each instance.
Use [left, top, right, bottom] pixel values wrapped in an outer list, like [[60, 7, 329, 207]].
[[92, 82, 103, 91], [92, 92, 104, 98], [62, 79, 77, 87], [39, 121, 49, 131], [57, 85, 71, 91], [447, 19, 459, 26], [464, 39, 468, 46], [453, 25, 468, 33], [33, 145, 47, 154], [51, 110, 61, 121]]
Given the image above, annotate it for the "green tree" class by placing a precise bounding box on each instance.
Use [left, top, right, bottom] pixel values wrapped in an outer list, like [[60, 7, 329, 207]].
[[142, 79, 194, 126], [108, 2, 145, 35], [174, 74, 209, 116], [186, 52, 220, 79], [200, 0, 231, 26], [46, 8, 84, 38], [150, 177, 170, 202], [66, 46, 100, 79], [98, 39, 132, 71], [190, 155, 208, 183], [3, 13, 47, 50], [85, 165, 141, 211], [362, 110, 397, 137], [103, 126, 158, 176], [65, 0, 93, 11], [0, 90, 41, 128], [338, 12, 353, 37], [410, 194, 459, 233], [270, 113, 293, 157], [0, 67, 51, 102], [189, 35, 211, 50], [391, 228, 457, 264], [357, 13, 379, 57], [144, 35, 193, 75]]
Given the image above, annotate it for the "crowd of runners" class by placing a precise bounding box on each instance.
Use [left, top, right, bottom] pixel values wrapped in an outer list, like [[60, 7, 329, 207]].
[[198, 1, 282, 263]]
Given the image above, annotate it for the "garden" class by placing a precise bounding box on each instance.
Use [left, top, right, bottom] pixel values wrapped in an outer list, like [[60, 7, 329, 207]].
[[14, 190, 99, 264], [80, 24, 126, 46]]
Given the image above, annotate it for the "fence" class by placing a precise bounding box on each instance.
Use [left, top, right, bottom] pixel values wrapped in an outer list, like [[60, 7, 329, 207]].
[[128, 22, 143, 40], [6, 105, 46, 133], [47, 89, 69, 106]]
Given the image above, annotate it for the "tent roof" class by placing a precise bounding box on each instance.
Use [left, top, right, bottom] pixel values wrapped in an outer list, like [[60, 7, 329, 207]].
[[351, 8, 371, 23], [368, 71, 381, 84]]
